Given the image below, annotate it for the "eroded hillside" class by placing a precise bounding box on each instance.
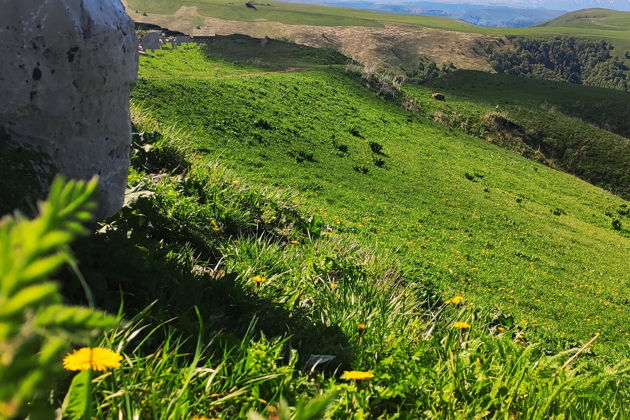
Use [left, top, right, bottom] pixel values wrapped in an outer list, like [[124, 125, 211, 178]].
[[124, 2, 509, 72]]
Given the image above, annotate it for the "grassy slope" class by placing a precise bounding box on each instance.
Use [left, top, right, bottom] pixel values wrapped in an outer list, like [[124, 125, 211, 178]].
[[132, 46, 629, 359], [401, 71, 630, 199], [75, 106, 626, 418], [202, 33, 348, 68], [540, 8, 630, 30]]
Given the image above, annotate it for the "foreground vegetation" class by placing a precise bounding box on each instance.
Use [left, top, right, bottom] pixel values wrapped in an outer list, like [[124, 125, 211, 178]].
[[2, 123, 628, 418]]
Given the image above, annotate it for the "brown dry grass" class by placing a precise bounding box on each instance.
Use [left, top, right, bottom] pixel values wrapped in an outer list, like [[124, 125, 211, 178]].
[[123, 2, 510, 73]]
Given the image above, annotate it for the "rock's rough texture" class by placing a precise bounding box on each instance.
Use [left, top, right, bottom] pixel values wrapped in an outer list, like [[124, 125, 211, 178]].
[[0, 0, 138, 217]]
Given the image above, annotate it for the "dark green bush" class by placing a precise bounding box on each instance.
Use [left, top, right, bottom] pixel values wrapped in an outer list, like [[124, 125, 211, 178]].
[[369, 141, 383, 154], [349, 127, 364, 138], [353, 165, 369, 174], [295, 150, 315, 163]]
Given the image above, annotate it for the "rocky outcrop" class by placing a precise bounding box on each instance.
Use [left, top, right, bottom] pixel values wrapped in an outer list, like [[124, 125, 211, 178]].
[[0, 0, 138, 217]]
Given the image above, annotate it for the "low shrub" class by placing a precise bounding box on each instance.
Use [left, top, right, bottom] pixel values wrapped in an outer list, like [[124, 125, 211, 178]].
[[295, 150, 315, 163], [368, 141, 383, 154], [353, 165, 369, 174], [334, 143, 349, 154]]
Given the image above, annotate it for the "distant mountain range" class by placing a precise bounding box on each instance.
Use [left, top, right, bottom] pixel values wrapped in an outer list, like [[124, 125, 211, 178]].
[[442, 0, 630, 12], [287, 0, 630, 26]]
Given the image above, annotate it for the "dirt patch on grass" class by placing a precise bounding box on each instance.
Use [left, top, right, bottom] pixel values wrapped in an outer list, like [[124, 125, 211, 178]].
[[124, 2, 510, 73]]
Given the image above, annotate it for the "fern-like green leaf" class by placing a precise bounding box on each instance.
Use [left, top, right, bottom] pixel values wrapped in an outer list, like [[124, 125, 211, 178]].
[[17, 253, 68, 285], [0, 175, 116, 418], [0, 283, 60, 318], [62, 370, 93, 420], [35, 305, 117, 330]]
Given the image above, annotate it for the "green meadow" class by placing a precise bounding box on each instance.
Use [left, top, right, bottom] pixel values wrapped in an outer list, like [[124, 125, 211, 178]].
[[132, 45, 630, 359], [401, 71, 630, 199], [4, 41, 630, 418]]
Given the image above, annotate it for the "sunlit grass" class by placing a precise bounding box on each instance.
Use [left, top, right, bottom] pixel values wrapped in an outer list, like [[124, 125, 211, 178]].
[[131, 46, 629, 359]]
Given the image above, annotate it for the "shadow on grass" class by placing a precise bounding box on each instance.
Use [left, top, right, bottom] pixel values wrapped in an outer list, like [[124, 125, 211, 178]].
[[200, 33, 348, 70], [62, 221, 353, 372]]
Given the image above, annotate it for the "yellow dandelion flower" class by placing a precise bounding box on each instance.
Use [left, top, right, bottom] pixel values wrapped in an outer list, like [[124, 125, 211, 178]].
[[330, 282, 339, 290], [446, 296, 464, 305], [63, 347, 122, 372], [212, 227, 220, 232], [340, 370, 374, 380], [232, 180, 239, 185], [453, 321, 471, 330], [498, 327, 506, 332], [252, 275, 266, 284], [192, 416, 221, 420], [290, 240, 300, 244], [357, 323, 367, 331]]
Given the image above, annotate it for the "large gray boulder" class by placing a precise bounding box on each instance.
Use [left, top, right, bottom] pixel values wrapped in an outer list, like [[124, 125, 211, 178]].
[[0, 0, 138, 217]]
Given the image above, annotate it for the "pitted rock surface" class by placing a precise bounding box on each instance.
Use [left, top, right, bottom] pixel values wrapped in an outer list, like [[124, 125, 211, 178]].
[[0, 0, 138, 217]]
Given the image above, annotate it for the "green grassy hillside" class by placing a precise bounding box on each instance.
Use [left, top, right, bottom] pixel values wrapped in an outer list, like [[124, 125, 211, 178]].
[[536, 9, 630, 64], [131, 45, 629, 359], [127, 0, 630, 35], [126, 1, 630, 92], [5, 41, 629, 418], [126, 0, 476, 30], [540, 8, 630, 31], [401, 71, 630, 199]]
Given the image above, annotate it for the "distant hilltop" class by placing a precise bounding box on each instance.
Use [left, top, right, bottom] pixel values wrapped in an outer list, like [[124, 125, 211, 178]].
[[286, 0, 630, 27]]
